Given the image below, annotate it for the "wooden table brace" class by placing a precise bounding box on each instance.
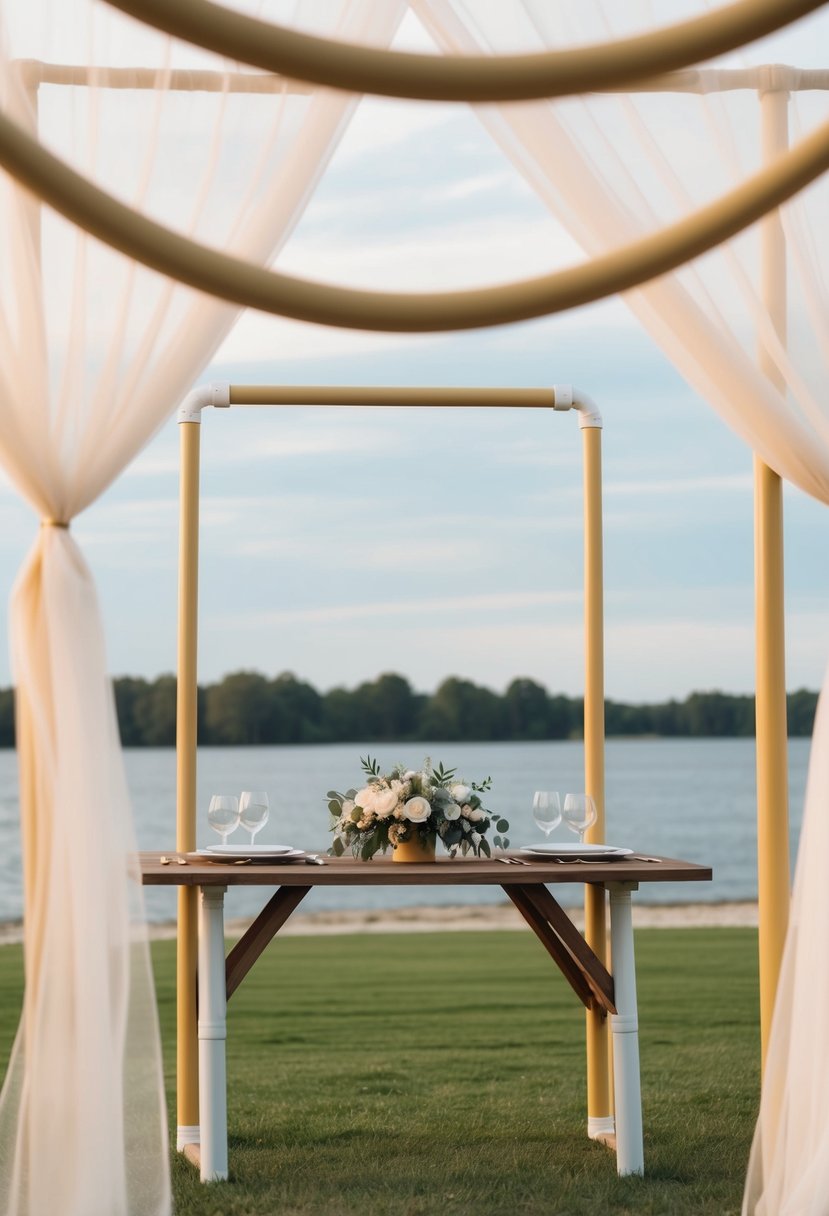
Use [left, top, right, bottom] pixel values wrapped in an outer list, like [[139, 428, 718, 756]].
[[225, 885, 311, 1001], [503, 884, 616, 1015]]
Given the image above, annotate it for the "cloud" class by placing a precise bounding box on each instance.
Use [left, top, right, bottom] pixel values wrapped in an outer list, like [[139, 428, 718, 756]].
[[604, 473, 754, 497], [206, 588, 583, 631]]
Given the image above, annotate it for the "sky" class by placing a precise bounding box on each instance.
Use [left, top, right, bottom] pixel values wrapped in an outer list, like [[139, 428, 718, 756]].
[[0, 7, 827, 703]]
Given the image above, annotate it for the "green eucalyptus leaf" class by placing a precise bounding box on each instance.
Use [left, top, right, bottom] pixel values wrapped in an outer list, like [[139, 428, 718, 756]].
[[496, 818, 510, 833]]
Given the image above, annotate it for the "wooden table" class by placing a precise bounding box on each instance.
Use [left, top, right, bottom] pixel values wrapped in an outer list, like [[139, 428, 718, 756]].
[[140, 851, 711, 1183]]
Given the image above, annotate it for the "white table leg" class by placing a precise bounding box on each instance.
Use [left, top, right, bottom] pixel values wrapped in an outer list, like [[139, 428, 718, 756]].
[[608, 882, 644, 1176], [198, 885, 228, 1182]]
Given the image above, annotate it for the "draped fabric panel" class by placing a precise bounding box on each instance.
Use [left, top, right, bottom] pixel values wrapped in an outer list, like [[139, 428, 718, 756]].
[[412, 3, 829, 1212], [0, 3, 405, 1213]]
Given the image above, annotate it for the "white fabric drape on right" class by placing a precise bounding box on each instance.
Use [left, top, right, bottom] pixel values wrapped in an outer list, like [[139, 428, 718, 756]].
[[0, 3, 405, 1213], [413, 3, 829, 1212]]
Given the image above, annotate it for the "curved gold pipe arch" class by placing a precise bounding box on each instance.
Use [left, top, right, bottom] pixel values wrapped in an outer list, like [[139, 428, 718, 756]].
[[1, 109, 828, 332], [102, 0, 826, 103]]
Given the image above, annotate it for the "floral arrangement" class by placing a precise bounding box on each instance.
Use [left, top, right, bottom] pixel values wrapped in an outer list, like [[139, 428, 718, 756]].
[[326, 756, 510, 860]]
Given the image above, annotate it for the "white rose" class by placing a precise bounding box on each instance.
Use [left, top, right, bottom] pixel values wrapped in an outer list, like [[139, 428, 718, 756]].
[[450, 783, 472, 803], [373, 786, 400, 818], [442, 801, 461, 821], [403, 796, 431, 823], [468, 806, 485, 823], [355, 785, 378, 812]]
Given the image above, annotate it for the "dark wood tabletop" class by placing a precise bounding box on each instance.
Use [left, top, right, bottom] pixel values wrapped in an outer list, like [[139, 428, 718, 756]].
[[139, 851, 711, 887]]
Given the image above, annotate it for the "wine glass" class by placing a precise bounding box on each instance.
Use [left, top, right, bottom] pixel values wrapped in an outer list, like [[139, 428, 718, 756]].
[[563, 793, 597, 845], [532, 791, 562, 838], [239, 790, 269, 845], [207, 794, 240, 847]]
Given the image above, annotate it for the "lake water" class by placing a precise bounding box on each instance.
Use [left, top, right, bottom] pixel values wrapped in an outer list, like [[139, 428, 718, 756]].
[[0, 738, 811, 925]]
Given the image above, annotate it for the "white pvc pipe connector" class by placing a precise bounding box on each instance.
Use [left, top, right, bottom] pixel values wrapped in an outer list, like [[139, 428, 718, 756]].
[[178, 381, 231, 424], [176, 1124, 200, 1152], [198, 885, 229, 1182], [553, 384, 603, 428]]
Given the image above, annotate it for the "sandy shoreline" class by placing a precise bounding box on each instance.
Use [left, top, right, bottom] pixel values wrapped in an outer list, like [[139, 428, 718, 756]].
[[0, 901, 759, 945]]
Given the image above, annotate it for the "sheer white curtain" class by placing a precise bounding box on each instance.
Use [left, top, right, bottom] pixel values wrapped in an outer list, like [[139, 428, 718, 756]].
[[413, 3, 829, 1212], [0, 2, 404, 1213]]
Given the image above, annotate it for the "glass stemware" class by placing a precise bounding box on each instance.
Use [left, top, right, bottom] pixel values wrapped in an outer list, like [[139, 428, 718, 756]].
[[207, 794, 240, 847], [239, 790, 269, 845], [563, 793, 598, 845], [532, 790, 562, 838]]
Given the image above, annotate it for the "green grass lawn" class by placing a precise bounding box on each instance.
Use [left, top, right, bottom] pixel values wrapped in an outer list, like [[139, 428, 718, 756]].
[[0, 926, 760, 1215]]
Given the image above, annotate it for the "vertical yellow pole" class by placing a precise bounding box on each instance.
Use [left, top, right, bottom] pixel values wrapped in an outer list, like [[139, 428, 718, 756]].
[[582, 416, 612, 1138], [756, 83, 790, 1069], [176, 418, 201, 1147]]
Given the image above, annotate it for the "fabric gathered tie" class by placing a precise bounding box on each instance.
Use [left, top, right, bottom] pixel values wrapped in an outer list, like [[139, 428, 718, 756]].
[[41, 519, 69, 529]]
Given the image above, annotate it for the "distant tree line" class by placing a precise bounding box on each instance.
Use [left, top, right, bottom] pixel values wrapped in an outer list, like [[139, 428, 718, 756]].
[[0, 673, 819, 747]]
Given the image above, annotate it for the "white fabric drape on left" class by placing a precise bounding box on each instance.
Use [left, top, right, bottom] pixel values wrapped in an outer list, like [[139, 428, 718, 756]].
[[0, 2, 405, 1213], [413, 3, 829, 1212]]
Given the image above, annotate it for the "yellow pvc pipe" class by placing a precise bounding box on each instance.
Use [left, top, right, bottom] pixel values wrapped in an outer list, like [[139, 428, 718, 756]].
[[1, 107, 829, 333], [582, 425, 612, 1132], [755, 89, 791, 1070], [176, 421, 201, 1137], [100, 0, 823, 102], [229, 385, 557, 408]]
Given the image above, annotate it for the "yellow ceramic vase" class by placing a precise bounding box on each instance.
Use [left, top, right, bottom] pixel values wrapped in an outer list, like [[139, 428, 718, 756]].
[[392, 834, 437, 863]]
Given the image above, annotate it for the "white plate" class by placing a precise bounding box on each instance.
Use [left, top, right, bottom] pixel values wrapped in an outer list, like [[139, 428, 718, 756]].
[[518, 843, 633, 863], [207, 844, 295, 856], [189, 845, 305, 863]]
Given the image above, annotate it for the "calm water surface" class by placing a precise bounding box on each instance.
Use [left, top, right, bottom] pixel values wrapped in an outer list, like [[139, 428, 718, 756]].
[[0, 738, 811, 924]]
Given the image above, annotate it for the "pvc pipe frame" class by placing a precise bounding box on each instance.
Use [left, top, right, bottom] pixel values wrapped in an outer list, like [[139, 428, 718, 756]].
[[1, 107, 829, 334], [755, 90, 791, 1070], [101, 0, 825, 103], [174, 382, 609, 1142], [582, 425, 611, 1132]]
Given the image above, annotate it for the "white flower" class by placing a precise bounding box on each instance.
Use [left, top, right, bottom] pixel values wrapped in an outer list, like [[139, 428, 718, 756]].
[[450, 783, 472, 803], [373, 785, 401, 818], [403, 770, 418, 781], [355, 785, 378, 812], [442, 801, 461, 821], [460, 804, 473, 819], [467, 806, 485, 823], [403, 796, 431, 823]]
